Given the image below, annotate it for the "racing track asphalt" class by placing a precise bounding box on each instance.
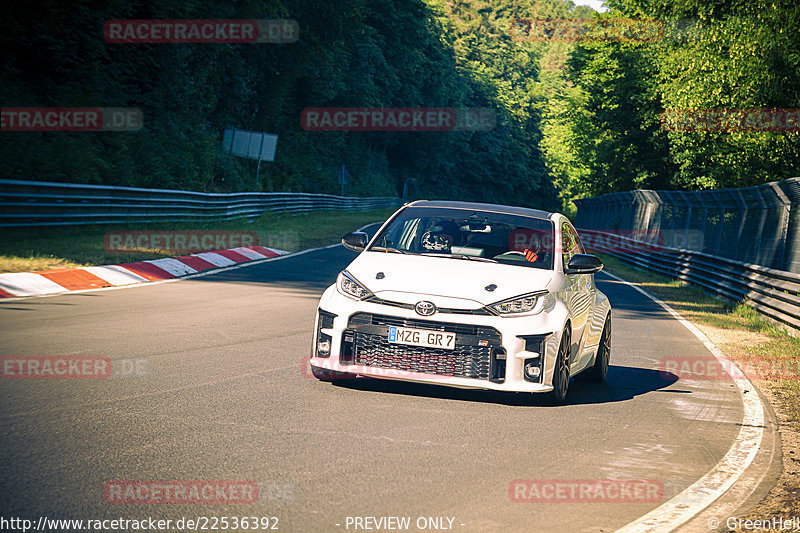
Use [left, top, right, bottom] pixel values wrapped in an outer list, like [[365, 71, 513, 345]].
[[0, 225, 777, 532]]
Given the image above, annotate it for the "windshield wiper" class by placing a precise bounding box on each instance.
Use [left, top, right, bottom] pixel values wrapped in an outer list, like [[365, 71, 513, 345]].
[[370, 246, 410, 254], [420, 253, 498, 263]]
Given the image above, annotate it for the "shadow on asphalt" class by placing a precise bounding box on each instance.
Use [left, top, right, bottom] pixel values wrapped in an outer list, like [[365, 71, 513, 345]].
[[325, 365, 679, 407]]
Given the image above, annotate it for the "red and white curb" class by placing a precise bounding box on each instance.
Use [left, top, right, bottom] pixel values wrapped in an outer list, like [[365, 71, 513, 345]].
[[0, 246, 286, 298]]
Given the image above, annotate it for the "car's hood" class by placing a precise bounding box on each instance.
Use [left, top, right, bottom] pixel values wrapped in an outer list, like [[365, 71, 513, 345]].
[[346, 251, 553, 307]]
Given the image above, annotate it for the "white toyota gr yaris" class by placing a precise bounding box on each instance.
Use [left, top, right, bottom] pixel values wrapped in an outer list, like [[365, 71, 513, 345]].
[[309, 200, 611, 403]]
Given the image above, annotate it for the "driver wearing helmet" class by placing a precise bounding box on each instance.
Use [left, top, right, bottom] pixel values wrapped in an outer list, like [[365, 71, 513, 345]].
[[421, 220, 463, 252]]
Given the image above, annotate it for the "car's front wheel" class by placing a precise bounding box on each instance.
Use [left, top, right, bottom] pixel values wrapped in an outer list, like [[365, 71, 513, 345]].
[[547, 328, 571, 404]]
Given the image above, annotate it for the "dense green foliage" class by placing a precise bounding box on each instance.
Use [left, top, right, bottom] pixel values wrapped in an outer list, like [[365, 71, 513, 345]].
[[542, 0, 800, 211], [1, 0, 798, 212], [0, 0, 566, 209]]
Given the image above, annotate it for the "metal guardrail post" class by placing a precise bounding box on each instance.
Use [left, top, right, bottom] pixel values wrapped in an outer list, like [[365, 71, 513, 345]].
[[733, 188, 748, 257], [752, 187, 769, 266], [770, 181, 791, 271], [780, 179, 800, 272]]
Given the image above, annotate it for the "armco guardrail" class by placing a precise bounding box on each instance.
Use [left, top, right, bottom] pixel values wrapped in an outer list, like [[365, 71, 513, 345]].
[[0, 179, 402, 227], [573, 177, 800, 273], [579, 229, 800, 331]]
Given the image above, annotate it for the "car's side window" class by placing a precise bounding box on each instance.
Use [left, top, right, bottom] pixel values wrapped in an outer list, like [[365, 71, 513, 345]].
[[561, 222, 579, 271]]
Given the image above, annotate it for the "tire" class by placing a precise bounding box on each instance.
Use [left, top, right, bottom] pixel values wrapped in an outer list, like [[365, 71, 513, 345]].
[[311, 365, 355, 382], [588, 314, 611, 383], [546, 328, 571, 404]]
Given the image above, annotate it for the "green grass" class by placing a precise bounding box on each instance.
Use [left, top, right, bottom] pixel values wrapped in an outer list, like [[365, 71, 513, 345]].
[[0, 208, 397, 273]]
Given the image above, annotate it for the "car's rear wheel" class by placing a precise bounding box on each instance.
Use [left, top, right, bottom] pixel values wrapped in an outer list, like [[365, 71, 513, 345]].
[[311, 365, 354, 382], [547, 328, 570, 404], [588, 314, 611, 383]]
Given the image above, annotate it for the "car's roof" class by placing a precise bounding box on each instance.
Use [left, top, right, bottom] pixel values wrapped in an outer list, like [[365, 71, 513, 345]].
[[405, 200, 555, 220]]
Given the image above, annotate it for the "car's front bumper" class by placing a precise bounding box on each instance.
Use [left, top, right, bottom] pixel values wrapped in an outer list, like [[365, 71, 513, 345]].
[[309, 286, 567, 393]]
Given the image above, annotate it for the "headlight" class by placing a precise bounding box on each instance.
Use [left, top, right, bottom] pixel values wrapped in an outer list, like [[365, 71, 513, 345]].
[[488, 291, 547, 315], [337, 270, 373, 300]]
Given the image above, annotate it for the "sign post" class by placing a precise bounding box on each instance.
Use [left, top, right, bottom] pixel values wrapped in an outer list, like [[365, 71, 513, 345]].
[[255, 134, 266, 190], [337, 165, 349, 196]]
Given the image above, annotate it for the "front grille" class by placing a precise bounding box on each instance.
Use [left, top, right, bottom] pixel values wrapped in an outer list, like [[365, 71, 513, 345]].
[[342, 312, 503, 380]]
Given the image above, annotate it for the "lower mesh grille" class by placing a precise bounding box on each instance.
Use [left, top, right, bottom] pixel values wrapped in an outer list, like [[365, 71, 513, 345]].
[[343, 312, 502, 380]]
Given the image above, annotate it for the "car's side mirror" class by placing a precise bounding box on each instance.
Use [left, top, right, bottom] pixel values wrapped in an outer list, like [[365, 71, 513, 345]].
[[342, 231, 369, 252], [565, 254, 603, 275]]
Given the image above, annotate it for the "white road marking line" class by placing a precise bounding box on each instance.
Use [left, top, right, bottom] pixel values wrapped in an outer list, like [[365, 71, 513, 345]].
[[603, 271, 765, 533]]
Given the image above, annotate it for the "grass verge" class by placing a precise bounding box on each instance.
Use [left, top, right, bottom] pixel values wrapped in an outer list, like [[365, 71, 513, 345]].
[[598, 253, 800, 520], [0, 208, 397, 273]]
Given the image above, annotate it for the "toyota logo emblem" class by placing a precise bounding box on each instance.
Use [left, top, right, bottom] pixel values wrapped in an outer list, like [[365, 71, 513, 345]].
[[415, 301, 437, 316]]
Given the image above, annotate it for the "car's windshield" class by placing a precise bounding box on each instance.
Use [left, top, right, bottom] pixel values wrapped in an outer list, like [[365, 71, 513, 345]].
[[369, 207, 555, 270]]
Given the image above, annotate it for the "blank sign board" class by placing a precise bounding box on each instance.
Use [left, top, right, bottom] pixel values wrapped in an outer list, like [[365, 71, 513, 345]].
[[222, 129, 278, 161]]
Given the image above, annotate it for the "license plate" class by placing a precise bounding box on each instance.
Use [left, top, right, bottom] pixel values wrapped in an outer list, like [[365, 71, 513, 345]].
[[388, 326, 456, 350]]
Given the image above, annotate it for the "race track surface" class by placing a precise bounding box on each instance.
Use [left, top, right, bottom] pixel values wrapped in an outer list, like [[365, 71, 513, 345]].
[[0, 231, 752, 532]]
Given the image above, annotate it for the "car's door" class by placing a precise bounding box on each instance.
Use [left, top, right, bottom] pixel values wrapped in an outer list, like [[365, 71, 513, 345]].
[[561, 222, 593, 370], [573, 227, 606, 351]]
